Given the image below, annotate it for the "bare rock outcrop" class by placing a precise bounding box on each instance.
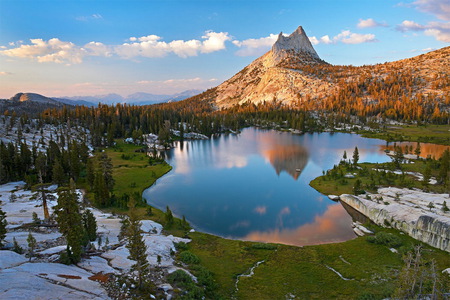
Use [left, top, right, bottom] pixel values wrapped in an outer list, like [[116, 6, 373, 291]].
[[340, 188, 450, 252]]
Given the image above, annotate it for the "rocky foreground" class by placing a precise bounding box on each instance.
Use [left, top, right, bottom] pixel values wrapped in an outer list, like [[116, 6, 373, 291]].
[[0, 182, 191, 299], [339, 187, 450, 252]]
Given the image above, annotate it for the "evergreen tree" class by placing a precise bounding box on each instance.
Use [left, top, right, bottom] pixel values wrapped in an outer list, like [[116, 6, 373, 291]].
[[0, 204, 7, 248], [392, 146, 404, 169], [414, 142, 421, 159], [422, 164, 432, 187], [352, 147, 359, 166], [86, 159, 95, 190], [125, 202, 149, 289], [442, 201, 449, 212], [437, 149, 449, 186], [55, 179, 84, 264], [52, 158, 65, 185], [353, 179, 362, 195], [31, 183, 56, 221], [98, 153, 114, 192], [158, 120, 171, 149], [165, 205, 174, 228], [27, 232, 37, 262], [13, 237, 23, 254], [82, 209, 97, 242], [94, 170, 110, 207]]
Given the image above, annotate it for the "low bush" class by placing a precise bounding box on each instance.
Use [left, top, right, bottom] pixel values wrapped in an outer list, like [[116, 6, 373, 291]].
[[366, 232, 403, 248], [179, 251, 200, 265]]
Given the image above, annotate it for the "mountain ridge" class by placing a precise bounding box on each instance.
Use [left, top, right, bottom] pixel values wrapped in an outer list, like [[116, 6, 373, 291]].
[[60, 89, 203, 105], [186, 26, 449, 112]]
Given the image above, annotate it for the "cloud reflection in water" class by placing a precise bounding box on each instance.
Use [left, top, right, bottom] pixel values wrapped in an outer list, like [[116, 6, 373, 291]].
[[244, 203, 356, 247]]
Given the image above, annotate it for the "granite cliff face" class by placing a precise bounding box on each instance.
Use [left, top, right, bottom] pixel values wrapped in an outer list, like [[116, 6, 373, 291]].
[[271, 26, 321, 64], [340, 188, 450, 252], [214, 26, 331, 109]]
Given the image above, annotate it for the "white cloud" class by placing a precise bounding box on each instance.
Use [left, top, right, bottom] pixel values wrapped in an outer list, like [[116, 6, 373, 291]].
[[309, 36, 319, 45], [84, 42, 112, 57], [424, 22, 450, 42], [310, 31, 376, 45], [232, 34, 278, 56], [0, 38, 86, 64], [334, 30, 377, 44], [116, 31, 231, 59], [320, 35, 333, 44], [201, 31, 231, 53], [136, 35, 161, 42], [0, 31, 232, 63], [357, 18, 388, 28], [396, 20, 450, 42], [396, 20, 425, 32], [0, 71, 12, 76], [413, 0, 450, 20]]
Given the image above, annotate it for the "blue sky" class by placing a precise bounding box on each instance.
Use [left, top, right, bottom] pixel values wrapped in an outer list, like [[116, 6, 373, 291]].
[[0, 0, 449, 98]]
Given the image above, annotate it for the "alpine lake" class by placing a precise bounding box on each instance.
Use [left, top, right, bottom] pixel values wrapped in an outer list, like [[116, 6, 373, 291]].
[[143, 127, 447, 247]]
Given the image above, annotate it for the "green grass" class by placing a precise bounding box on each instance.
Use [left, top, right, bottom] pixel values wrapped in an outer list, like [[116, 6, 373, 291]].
[[186, 228, 449, 299], [99, 141, 190, 236], [187, 232, 275, 297], [104, 142, 171, 199], [360, 124, 450, 145]]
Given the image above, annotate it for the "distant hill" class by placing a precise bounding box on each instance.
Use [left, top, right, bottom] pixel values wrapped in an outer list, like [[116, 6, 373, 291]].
[[60, 89, 203, 106], [0, 93, 67, 115]]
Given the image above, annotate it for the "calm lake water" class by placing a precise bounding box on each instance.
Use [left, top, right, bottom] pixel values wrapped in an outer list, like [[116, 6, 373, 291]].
[[143, 128, 394, 246]]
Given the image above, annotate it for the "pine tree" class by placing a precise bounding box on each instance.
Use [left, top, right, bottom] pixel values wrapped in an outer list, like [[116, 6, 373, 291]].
[[0, 204, 7, 248], [27, 232, 37, 262], [86, 159, 95, 190], [125, 202, 149, 289], [414, 142, 421, 159], [98, 153, 114, 192], [422, 164, 432, 187], [31, 183, 56, 221], [437, 149, 449, 186], [55, 179, 84, 264], [52, 158, 65, 185], [165, 206, 174, 228], [82, 209, 97, 242], [352, 147, 359, 166], [13, 237, 23, 254]]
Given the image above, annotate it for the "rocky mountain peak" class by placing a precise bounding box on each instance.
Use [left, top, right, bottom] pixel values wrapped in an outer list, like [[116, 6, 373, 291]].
[[271, 26, 320, 62]]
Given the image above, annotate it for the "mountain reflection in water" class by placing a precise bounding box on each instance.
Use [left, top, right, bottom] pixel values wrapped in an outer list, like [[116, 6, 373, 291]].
[[263, 145, 309, 179], [144, 128, 398, 246]]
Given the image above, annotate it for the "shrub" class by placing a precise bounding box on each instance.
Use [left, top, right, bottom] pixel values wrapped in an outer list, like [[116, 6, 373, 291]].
[[366, 232, 403, 248], [249, 243, 277, 250], [179, 251, 200, 265], [174, 241, 189, 251], [167, 269, 194, 287]]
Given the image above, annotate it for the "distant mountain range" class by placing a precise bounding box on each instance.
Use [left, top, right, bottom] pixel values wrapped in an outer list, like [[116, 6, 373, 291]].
[[59, 89, 203, 106], [0, 89, 203, 115]]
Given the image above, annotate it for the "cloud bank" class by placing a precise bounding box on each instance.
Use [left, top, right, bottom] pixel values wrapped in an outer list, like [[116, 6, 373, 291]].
[[1, 27, 382, 63], [309, 30, 377, 45], [397, 20, 450, 42], [0, 31, 231, 64]]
